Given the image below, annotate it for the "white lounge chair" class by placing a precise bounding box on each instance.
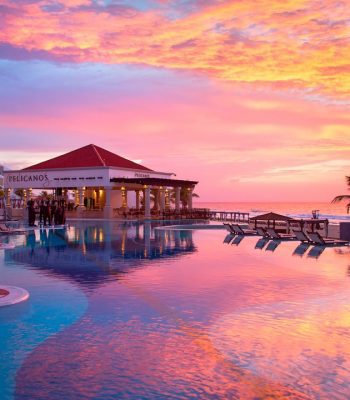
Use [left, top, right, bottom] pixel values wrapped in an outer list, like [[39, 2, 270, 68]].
[[0, 224, 25, 234], [256, 227, 269, 237], [231, 224, 257, 235], [307, 232, 349, 246], [266, 228, 296, 240], [292, 230, 310, 243]]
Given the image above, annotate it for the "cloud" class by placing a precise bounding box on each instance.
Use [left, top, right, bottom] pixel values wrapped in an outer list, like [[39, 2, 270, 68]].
[[235, 159, 350, 184], [0, 0, 350, 99]]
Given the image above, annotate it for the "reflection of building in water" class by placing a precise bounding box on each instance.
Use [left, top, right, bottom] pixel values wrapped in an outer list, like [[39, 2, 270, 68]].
[[5, 222, 195, 289]]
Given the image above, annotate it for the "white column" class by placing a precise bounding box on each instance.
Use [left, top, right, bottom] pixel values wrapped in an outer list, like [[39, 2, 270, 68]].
[[175, 187, 181, 211], [144, 186, 151, 218], [187, 188, 193, 210], [165, 189, 170, 209], [159, 188, 165, 212], [77, 187, 85, 209], [104, 187, 113, 218], [63, 189, 68, 204], [23, 189, 27, 208], [74, 189, 78, 207], [121, 187, 127, 208], [154, 189, 159, 211], [5, 188, 11, 207], [135, 190, 141, 210]]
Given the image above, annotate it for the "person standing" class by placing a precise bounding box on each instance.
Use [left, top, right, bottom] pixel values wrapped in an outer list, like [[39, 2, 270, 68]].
[[55, 201, 62, 225], [27, 199, 36, 226], [43, 199, 51, 226], [51, 200, 57, 225], [61, 199, 66, 225], [39, 200, 45, 226]]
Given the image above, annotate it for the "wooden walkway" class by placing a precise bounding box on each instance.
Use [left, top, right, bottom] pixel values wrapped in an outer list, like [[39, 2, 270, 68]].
[[208, 210, 250, 222]]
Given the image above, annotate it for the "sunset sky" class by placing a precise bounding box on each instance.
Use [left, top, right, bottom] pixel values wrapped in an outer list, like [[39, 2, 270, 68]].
[[1, 0, 350, 201]]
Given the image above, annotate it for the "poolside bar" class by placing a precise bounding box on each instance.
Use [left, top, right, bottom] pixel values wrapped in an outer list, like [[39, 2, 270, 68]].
[[2, 144, 199, 220]]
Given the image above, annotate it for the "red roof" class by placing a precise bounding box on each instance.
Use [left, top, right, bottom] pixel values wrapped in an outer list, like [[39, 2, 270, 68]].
[[23, 144, 153, 171]]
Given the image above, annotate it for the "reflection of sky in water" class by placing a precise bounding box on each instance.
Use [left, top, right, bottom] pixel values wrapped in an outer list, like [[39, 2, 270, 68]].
[[0, 223, 350, 399]]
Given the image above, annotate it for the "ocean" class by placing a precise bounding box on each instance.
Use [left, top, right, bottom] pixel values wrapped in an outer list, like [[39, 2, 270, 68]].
[[194, 202, 350, 223]]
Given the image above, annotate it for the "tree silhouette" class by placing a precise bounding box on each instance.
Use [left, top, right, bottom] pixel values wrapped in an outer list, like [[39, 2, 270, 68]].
[[332, 176, 350, 213]]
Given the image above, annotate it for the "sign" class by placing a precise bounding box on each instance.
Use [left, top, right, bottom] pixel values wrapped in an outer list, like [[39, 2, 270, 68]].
[[4, 168, 111, 189], [6, 173, 49, 183]]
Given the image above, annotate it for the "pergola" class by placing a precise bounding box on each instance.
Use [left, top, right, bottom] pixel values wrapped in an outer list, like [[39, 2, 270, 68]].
[[250, 212, 329, 235], [2, 144, 198, 219], [250, 212, 295, 230]]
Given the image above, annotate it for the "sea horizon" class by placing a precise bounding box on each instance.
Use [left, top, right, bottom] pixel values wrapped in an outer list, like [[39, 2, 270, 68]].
[[194, 201, 350, 223]]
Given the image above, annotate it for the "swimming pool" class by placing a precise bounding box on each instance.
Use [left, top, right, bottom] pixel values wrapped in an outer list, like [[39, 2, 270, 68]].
[[1, 221, 350, 399]]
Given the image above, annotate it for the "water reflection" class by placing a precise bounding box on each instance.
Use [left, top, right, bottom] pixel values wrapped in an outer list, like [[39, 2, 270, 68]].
[[255, 237, 269, 250], [307, 245, 325, 259], [5, 222, 196, 289], [222, 232, 349, 260], [293, 242, 310, 257], [265, 240, 281, 252], [3, 227, 350, 399], [231, 235, 244, 246]]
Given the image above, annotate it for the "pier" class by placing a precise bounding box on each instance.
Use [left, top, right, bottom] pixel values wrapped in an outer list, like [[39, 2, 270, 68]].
[[208, 210, 250, 222]]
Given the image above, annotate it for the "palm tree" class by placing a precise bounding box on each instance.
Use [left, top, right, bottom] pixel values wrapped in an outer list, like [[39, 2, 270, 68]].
[[332, 176, 350, 213]]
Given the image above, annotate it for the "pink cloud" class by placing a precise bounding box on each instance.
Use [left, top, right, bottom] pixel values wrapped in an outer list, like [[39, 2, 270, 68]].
[[1, 0, 350, 98], [1, 72, 349, 202]]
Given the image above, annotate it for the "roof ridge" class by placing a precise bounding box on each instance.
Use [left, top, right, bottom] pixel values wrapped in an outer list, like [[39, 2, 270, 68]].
[[91, 144, 106, 167], [21, 144, 153, 171]]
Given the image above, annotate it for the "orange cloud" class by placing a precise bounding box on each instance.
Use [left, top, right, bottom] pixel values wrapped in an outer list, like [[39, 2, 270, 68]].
[[1, 0, 350, 99]]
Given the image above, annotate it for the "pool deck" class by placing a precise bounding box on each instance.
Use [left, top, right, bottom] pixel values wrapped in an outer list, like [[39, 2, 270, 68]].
[[0, 219, 345, 239], [0, 286, 30, 307]]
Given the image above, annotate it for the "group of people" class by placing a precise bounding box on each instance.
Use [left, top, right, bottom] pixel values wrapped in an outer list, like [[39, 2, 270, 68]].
[[27, 198, 66, 227]]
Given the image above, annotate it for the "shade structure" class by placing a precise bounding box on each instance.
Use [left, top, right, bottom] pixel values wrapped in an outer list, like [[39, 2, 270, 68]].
[[249, 212, 296, 230], [250, 212, 295, 222]]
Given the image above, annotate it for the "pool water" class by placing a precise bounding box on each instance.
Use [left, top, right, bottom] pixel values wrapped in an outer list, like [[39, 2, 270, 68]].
[[1, 221, 350, 399]]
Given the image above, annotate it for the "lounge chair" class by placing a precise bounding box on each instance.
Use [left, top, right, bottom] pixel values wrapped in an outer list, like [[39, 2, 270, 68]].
[[231, 224, 257, 235], [256, 227, 269, 238], [223, 223, 236, 235], [307, 231, 349, 246], [223, 222, 230, 230], [292, 230, 310, 243], [266, 228, 296, 240], [0, 224, 25, 234]]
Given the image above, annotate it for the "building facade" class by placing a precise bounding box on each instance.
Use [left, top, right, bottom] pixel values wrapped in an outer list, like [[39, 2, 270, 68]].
[[3, 144, 198, 219]]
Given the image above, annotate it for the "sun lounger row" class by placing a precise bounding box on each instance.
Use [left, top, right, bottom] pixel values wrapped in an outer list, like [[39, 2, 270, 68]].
[[292, 230, 348, 246], [0, 223, 26, 234], [223, 223, 349, 246]]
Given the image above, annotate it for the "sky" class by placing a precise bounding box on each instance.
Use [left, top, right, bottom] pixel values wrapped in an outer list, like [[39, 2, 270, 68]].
[[0, 0, 350, 202]]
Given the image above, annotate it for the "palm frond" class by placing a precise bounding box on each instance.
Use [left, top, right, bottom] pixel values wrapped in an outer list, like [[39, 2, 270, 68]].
[[332, 195, 350, 203]]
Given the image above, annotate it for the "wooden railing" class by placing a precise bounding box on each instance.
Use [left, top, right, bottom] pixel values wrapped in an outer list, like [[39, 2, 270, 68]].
[[208, 210, 250, 222]]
